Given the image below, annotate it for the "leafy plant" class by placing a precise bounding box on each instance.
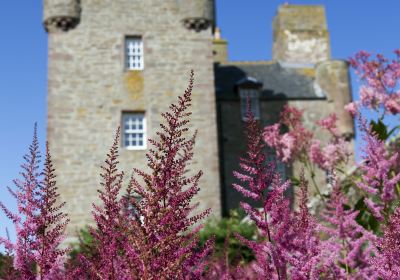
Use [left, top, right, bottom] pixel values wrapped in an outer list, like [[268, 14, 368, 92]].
[[0, 125, 69, 279], [198, 209, 256, 265]]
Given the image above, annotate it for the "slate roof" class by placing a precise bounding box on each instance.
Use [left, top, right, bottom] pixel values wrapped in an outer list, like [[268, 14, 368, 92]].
[[214, 61, 326, 100]]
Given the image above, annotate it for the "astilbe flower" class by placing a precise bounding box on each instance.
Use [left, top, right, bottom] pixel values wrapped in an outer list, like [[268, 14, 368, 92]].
[[233, 109, 293, 279], [319, 177, 377, 279], [80, 127, 133, 280], [263, 105, 313, 163], [371, 208, 400, 280], [356, 122, 400, 221], [286, 172, 324, 279], [309, 114, 350, 171], [35, 143, 70, 280], [0, 125, 41, 279], [202, 232, 254, 280], [0, 125, 69, 279], [122, 71, 214, 279], [347, 50, 400, 115]]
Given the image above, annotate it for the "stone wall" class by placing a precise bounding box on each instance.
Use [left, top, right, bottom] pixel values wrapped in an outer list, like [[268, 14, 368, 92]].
[[218, 99, 287, 212], [45, 0, 221, 242]]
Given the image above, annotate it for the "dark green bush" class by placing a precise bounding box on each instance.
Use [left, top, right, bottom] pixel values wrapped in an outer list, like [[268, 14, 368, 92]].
[[198, 209, 256, 265]]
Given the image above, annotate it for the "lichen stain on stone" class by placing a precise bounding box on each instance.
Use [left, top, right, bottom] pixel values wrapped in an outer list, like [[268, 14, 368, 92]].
[[297, 67, 315, 77], [124, 71, 144, 100], [77, 107, 86, 118], [105, 85, 113, 92], [112, 99, 122, 105], [165, 91, 174, 97]]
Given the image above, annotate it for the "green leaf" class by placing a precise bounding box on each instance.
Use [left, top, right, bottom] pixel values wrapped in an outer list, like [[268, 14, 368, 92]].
[[290, 177, 300, 187], [370, 119, 388, 140], [353, 196, 381, 234], [368, 215, 379, 232], [387, 125, 400, 138]]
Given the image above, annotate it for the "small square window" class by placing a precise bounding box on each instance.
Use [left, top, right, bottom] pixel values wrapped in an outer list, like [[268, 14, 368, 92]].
[[122, 113, 146, 150], [125, 37, 144, 71]]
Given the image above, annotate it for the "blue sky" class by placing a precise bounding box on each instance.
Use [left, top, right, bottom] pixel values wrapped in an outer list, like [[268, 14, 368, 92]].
[[1, 1, 400, 238]]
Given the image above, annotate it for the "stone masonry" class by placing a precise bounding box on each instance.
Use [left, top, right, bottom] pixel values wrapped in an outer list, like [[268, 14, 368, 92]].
[[44, 0, 221, 242]]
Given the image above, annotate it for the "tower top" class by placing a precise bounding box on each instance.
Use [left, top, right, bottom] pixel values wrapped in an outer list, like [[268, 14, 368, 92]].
[[180, 0, 215, 32], [272, 5, 330, 65], [273, 5, 327, 32], [43, 0, 81, 32]]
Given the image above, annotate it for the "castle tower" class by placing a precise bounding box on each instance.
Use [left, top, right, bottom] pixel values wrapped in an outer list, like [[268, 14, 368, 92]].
[[272, 5, 330, 65], [43, 0, 221, 241], [272, 4, 353, 138]]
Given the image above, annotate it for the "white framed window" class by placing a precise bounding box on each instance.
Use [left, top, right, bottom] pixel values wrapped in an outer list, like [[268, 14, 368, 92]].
[[122, 113, 147, 150], [125, 37, 144, 70], [239, 88, 260, 120]]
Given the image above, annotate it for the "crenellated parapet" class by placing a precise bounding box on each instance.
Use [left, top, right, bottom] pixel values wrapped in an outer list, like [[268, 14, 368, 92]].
[[43, 0, 81, 33], [179, 0, 214, 32]]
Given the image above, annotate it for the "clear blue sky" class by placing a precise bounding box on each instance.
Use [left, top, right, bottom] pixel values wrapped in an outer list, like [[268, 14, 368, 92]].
[[1, 1, 400, 238]]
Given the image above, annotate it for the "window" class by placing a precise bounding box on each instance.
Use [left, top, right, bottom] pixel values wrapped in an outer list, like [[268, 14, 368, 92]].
[[240, 88, 260, 120], [267, 152, 286, 180], [125, 37, 144, 70], [122, 113, 146, 150], [236, 76, 262, 121]]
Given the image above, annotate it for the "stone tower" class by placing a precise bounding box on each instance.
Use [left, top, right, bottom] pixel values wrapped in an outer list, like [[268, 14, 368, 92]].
[[43, 0, 221, 241], [271, 5, 353, 141]]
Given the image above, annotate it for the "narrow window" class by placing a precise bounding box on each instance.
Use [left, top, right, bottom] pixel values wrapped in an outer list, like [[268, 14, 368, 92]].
[[267, 152, 286, 180], [240, 89, 260, 120], [125, 37, 144, 70], [122, 112, 146, 150], [236, 76, 262, 121]]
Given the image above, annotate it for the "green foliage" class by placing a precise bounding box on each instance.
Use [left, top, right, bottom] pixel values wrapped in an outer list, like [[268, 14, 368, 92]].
[[353, 197, 380, 233], [68, 227, 97, 261], [198, 209, 256, 265], [0, 253, 6, 275], [0, 252, 16, 278], [370, 119, 388, 140]]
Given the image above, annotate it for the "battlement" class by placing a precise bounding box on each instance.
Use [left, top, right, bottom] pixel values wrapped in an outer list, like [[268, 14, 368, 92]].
[[43, 0, 80, 32], [272, 4, 330, 65], [273, 5, 327, 32], [179, 0, 215, 32]]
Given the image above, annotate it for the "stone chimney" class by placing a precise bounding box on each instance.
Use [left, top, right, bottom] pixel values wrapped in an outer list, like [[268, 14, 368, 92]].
[[213, 27, 228, 63], [272, 5, 330, 65]]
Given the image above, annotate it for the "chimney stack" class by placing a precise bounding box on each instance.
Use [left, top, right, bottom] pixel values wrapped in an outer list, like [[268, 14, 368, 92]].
[[272, 5, 330, 65]]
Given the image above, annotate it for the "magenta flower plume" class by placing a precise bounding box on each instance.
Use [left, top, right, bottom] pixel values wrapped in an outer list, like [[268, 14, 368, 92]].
[[287, 172, 324, 279], [263, 105, 313, 163], [356, 122, 400, 220], [81, 127, 133, 279], [371, 208, 400, 280], [319, 177, 377, 279], [348, 50, 400, 115], [233, 109, 293, 279], [0, 124, 69, 279], [124, 71, 213, 279], [35, 143, 70, 279], [0, 124, 41, 279], [309, 113, 350, 171]]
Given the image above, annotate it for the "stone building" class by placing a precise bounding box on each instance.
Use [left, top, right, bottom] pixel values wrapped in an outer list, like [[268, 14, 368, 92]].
[[43, 1, 353, 239]]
